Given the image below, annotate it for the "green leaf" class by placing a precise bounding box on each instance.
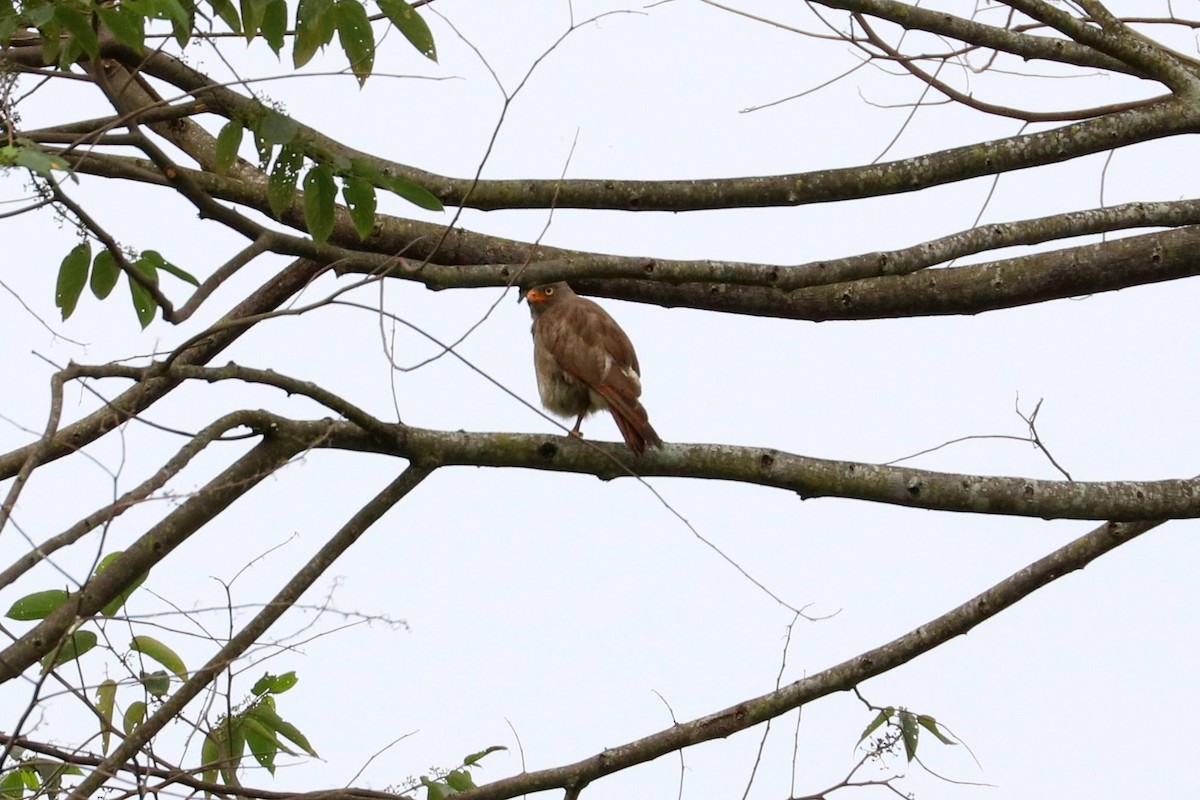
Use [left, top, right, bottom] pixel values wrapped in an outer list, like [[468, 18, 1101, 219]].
[[140, 669, 170, 698], [342, 176, 376, 239], [0, 16, 18, 47], [158, 260, 199, 286], [201, 732, 220, 786], [25, 2, 53, 26], [273, 717, 317, 757], [15, 770, 35, 791], [130, 635, 189, 680], [462, 746, 506, 767], [96, 5, 145, 50], [54, 5, 98, 58], [207, 0, 241, 33], [98, 4, 144, 49], [127, 256, 159, 329], [261, 0, 286, 53], [40, 17, 60, 65], [857, 706, 892, 744], [41, 629, 98, 673], [241, 716, 279, 775], [252, 671, 298, 695], [6, 589, 69, 621], [57, 31, 84, 70], [229, 718, 247, 761], [156, 0, 192, 46], [95, 551, 148, 616], [90, 249, 120, 300], [899, 710, 919, 762], [214, 120, 243, 175], [303, 163, 336, 244], [268, 144, 305, 218], [240, 0, 264, 40], [420, 777, 450, 800], [8, 147, 71, 181], [258, 108, 299, 145], [123, 701, 146, 735], [376, 0, 434, 60], [384, 173, 443, 211], [293, 0, 334, 68], [348, 158, 442, 211], [0, 769, 25, 800], [247, 704, 317, 757], [253, 131, 274, 168], [12, 148, 69, 178], [916, 714, 957, 745], [444, 771, 474, 792], [96, 679, 117, 754], [56, 242, 90, 321], [28, 761, 78, 795], [334, 0, 373, 85]]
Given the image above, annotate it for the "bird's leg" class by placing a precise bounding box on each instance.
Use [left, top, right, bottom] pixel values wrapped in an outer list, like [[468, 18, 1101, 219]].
[[569, 414, 585, 438]]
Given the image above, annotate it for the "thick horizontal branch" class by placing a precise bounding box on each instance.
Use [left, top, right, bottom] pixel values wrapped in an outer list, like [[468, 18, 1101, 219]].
[[119, 47, 1197, 212], [577, 223, 1200, 320], [239, 416, 1200, 521], [52, 148, 1200, 320]]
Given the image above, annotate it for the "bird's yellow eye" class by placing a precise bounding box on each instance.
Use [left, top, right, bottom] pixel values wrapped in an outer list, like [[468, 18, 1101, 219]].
[[544, 287, 555, 295]]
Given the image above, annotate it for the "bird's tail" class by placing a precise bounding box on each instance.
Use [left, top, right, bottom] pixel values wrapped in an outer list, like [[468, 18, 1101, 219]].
[[597, 386, 663, 456]]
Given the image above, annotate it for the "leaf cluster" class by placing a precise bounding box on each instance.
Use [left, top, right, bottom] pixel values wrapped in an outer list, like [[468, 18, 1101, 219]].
[[0, 0, 435, 76], [202, 672, 317, 785], [54, 242, 197, 327], [418, 747, 507, 800], [858, 705, 956, 763], [0, 752, 83, 800]]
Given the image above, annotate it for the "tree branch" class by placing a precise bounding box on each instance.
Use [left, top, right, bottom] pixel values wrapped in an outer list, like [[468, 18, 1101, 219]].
[[111, 47, 1199, 212], [0, 426, 307, 683], [0, 258, 324, 481], [443, 516, 1161, 800], [0, 410, 263, 591], [222, 415, 1200, 522], [66, 464, 434, 800]]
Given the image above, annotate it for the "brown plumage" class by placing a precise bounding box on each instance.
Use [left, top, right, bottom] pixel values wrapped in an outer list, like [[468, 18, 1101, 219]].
[[525, 282, 663, 454]]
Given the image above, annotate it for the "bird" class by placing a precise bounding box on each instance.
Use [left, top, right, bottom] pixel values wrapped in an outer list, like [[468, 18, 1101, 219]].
[[525, 281, 663, 455]]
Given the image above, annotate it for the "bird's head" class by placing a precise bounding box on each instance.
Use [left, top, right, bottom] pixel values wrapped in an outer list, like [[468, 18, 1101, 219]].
[[524, 282, 574, 316]]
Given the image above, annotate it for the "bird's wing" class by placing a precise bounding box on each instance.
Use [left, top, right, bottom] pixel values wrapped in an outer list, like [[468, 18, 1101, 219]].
[[550, 298, 642, 394], [538, 298, 662, 453]]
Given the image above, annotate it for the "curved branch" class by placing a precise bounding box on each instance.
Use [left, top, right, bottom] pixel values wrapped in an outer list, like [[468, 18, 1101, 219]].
[[814, 0, 1136, 74], [854, 13, 1167, 122], [1002, 0, 1200, 92]]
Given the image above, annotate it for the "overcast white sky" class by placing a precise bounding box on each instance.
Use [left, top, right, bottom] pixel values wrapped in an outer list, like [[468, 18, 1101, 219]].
[[3, 2, 1199, 799]]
